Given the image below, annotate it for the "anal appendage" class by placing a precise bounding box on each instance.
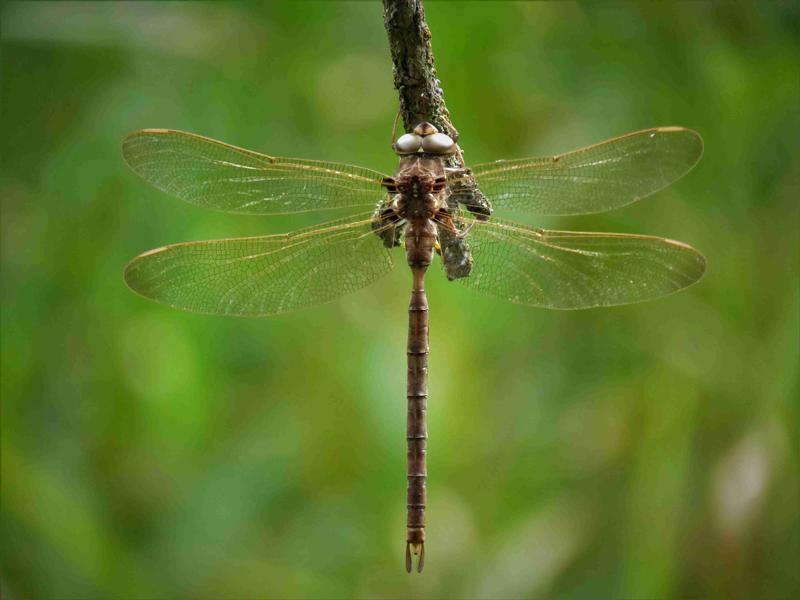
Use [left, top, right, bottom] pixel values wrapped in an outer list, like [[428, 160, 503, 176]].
[[405, 541, 425, 573]]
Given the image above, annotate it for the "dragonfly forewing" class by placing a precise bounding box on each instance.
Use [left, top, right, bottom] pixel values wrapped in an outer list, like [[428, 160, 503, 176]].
[[124, 214, 396, 316], [122, 129, 389, 215], [453, 216, 706, 309], [470, 127, 703, 216]]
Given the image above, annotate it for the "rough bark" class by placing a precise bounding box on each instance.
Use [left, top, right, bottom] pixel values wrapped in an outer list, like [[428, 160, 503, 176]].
[[382, 0, 458, 145]]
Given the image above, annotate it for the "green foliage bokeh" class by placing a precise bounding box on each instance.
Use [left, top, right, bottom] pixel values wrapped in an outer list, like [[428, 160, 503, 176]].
[[1, 2, 798, 598]]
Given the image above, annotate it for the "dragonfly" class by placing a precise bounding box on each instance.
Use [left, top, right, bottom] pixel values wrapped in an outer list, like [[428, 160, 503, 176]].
[[122, 122, 705, 573]]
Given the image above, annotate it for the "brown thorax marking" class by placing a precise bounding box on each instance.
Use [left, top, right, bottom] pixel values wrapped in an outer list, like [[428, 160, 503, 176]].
[[383, 155, 447, 221]]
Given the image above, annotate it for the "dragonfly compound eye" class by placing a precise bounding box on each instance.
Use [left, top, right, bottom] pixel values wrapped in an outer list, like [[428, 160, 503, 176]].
[[421, 132, 456, 154], [395, 133, 423, 154]]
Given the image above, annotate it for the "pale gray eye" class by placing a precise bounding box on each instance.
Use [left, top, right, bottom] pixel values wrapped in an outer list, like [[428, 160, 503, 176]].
[[421, 132, 455, 154], [395, 133, 423, 153]]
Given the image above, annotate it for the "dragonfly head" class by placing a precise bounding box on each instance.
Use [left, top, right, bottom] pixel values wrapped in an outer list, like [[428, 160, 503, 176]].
[[393, 122, 457, 156]]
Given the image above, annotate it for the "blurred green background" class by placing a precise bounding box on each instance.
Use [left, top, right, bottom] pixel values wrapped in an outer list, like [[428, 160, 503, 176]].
[[2, 2, 798, 598]]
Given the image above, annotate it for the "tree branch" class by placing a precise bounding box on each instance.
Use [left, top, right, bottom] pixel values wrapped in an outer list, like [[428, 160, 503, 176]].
[[382, 0, 457, 142]]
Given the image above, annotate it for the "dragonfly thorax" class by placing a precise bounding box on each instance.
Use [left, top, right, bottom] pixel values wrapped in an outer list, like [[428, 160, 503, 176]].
[[392, 176, 437, 219], [383, 155, 448, 221]]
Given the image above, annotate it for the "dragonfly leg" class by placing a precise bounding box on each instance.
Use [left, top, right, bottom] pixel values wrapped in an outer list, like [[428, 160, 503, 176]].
[[390, 109, 402, 148], [444, 170, 493, 221], [456, 222, 475, 239], [441, 118, 459, 143], [371, 202, 404, 248], [444, 165, 470, 178]]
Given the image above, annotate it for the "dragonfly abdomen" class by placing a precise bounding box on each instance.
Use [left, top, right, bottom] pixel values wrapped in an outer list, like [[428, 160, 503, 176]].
[[406, 264, 429, 573]]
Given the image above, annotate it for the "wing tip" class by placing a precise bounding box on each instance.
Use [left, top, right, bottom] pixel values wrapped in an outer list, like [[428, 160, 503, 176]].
[[124, 128, 176, 137], [655, 126, 704, 162], [649, 236, 708, 289], [134, 245, 170, 260], [121, 128, 184, 156], [656, 125, 689, 133], [122, 246, 169, 288], [665, 237, 708, 269]]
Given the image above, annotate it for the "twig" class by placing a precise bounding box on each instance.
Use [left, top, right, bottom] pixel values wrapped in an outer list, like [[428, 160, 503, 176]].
[[382, 0, 458, 145]]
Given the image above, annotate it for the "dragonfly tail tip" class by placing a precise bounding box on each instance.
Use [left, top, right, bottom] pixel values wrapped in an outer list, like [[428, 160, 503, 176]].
[[405, 541, 425, 573]]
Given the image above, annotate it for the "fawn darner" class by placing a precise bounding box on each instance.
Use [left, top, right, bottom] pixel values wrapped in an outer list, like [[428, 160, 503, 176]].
[[122, 122, 705, 572]]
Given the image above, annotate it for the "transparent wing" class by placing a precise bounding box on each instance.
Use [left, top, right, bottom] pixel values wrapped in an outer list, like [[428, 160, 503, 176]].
[[470, 127, 703, 215], [122, 129, 388, 215], [124, 215, 396, 316], [453, 217, 706, 309]]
